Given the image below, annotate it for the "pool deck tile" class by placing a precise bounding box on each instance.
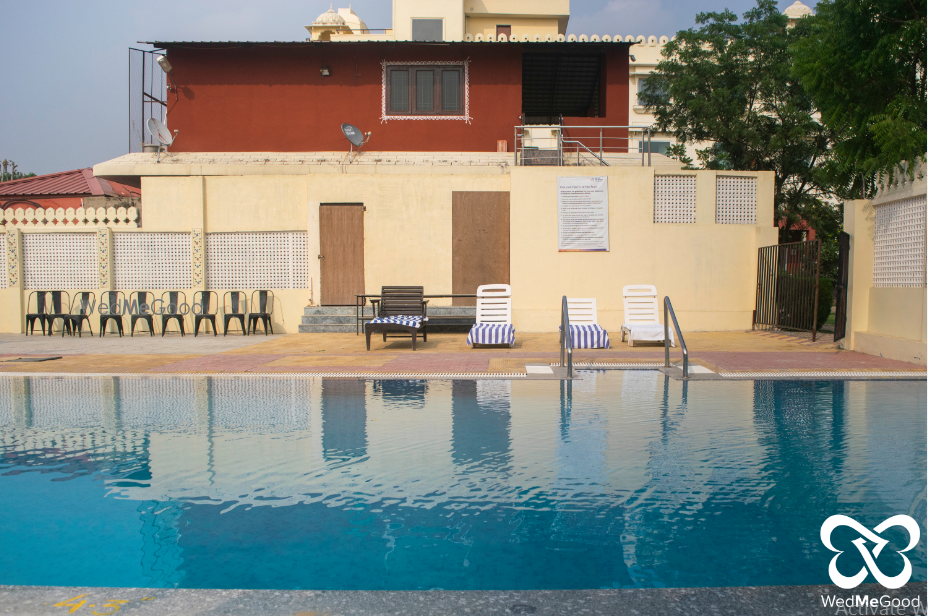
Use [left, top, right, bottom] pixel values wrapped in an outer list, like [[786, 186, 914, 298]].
[[0, 331, 923, 376], [1, 582, 924, 615]]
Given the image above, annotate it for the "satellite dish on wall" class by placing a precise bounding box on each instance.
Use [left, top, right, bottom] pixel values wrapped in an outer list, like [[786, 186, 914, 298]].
[[341, 123, 371, 163], [146, 117, 179, 163]]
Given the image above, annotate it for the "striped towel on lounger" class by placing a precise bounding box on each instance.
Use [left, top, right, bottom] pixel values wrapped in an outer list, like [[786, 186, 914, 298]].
[[560, 324, 610, 348], [368, 316, 424, 328], [467, 323, 515, 347]]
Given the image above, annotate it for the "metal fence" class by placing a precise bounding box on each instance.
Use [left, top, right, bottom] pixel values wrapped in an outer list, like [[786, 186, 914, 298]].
[[514, 125, 655, 167], [754, 240, 822, 341], [128, 48, 168, 153]]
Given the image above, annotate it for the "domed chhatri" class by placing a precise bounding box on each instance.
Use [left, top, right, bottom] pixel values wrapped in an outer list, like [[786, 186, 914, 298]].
[[782, 0, 814, 19], [313, 5, 347, 26]]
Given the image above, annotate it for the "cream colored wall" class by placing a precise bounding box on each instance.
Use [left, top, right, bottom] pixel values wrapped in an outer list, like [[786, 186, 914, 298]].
[[842, 179, 927, 365], [7, 164, 774, 335], [465, 17, 561, 38], [393, 0, 465, 41], [509, 167, 777, 332]]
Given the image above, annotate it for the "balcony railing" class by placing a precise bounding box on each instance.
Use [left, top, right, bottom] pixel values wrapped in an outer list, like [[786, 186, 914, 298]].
[[514, 125, 657, 167]]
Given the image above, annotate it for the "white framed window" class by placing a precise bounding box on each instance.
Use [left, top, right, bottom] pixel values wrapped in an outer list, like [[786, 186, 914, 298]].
[[381, 60, 470, 123], [654, 175, 696, 224]]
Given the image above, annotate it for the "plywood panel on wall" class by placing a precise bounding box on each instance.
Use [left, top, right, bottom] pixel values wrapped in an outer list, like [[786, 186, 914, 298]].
[[320, 204, 364, 305], [452, 191, 510, 306]]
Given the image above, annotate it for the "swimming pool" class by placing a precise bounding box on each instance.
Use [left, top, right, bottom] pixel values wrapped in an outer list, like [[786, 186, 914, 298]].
[[0, 373, 924, 590]]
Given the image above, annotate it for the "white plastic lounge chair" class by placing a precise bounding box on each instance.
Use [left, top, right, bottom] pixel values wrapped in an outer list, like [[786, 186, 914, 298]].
[[466, 284, 515, 347], [564, 298, 610, 348], [621, 285, 675, 347]]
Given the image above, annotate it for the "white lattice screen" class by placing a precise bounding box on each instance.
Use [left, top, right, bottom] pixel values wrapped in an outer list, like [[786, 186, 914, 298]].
[[873, 195, 927, 288], [654, 176, 696, 223], [22, 233, 98, 289], [716, 176, 757, 224], [114, 233, 192, 289], [205, 232, 308, 289]]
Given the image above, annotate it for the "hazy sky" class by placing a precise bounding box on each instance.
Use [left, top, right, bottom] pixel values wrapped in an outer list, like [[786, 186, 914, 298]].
[[0, 0, 808, 175]]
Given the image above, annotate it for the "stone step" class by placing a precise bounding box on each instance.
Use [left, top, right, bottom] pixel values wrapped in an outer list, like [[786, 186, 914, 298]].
[[303, 306, 370, 316], [298, 323, 358, 333], [300, 315, 356, 325]]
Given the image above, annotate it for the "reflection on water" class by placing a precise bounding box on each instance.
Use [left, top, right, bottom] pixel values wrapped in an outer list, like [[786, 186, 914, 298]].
[[0, 374, 924, 590]]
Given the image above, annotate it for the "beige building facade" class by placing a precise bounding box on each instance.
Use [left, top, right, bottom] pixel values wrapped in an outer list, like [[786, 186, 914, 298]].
[[1, 154, 775, 335]]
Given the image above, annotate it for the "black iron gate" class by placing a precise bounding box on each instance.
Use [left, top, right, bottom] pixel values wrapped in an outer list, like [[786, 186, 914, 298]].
[[833, 232, 850, 342], [754, 240, 822, 341]]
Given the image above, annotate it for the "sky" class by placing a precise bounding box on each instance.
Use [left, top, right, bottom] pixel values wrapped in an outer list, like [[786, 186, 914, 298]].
[[0, 0, 809, 176]]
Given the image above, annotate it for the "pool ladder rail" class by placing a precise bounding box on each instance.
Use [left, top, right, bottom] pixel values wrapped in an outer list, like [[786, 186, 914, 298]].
[[664, 296, 689, 379], [559, 296, 574, 378]]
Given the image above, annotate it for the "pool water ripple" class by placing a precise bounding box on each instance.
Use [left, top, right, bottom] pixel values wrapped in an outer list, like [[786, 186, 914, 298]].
[[0, 374, 924, 590]]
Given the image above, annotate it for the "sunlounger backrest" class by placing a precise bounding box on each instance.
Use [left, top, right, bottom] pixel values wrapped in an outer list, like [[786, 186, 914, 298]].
[[476, 284, 511, 324], [566, 298, 598, 325], [622, 285, 660, 325], [379, 286, 426, 317]]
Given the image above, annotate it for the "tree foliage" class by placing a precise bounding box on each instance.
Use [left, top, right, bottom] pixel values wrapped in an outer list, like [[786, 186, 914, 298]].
[[0, 160, 35, 183], [791, 0, 927, 187], [640, 0, 842, 248]]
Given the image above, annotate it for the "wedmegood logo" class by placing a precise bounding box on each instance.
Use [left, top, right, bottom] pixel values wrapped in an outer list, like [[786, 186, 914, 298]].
[[820, 515, 921, 589]]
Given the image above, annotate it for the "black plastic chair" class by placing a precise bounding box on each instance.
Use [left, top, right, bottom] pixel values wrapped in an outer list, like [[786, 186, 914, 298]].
[[66, 292, 96, 337], [44, 291, 72, 336], [193, 291, 218, 337], [130, 291, 155, 336], [160, 291, 187, 337], [99, 291, 126, 337], [223, 291, 247, 336], [25, 291, 50, 335], [248, 290, 274, 335]]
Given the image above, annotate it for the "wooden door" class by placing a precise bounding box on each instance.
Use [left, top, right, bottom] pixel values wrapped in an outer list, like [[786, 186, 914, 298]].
[[452, 192, 510, 306], [320, 204, 365, 305]]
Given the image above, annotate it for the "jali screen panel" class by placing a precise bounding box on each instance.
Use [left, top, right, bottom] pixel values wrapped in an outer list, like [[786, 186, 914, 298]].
[[716, 176, 757, 224], [114, 233, 192, 289], [205, 232, 308, 289], [22, 233, 98, 289], [653, 175, 696, 223], [873, 195, 927, 288]]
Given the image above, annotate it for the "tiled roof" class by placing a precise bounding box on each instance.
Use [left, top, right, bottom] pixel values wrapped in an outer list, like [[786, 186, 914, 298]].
[[0, 168, 140, 198]]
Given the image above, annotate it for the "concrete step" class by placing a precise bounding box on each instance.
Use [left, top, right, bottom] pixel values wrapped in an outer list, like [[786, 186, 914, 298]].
[[298, 323, 358, 333], [303, 306, 370, 316], [300, 315, 356, 325]]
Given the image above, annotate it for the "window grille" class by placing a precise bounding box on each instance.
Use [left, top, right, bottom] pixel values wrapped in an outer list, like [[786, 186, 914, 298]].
[[873, 195, 927, 288], [716, 176, 757, 224], [118, 379, 198, 428], [653, 175, 696, 223], [114, 233, 192, 289], [28, 378, 107, 427], [205, 232, 308, 289], [22, 233, 98, 289]]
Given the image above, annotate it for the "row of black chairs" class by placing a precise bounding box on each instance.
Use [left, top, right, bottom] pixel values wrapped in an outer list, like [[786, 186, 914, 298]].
[[25, 290, 274, 337]]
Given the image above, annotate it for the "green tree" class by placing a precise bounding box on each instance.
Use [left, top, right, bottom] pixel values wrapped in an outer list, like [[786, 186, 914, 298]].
[[791, 0, 927, 190], [639, 0, 844, 263], [0, 160, 36, 183]]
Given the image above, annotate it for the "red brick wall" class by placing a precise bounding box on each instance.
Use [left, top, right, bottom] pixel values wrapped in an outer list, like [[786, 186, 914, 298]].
[[164, 43, 629, 153]]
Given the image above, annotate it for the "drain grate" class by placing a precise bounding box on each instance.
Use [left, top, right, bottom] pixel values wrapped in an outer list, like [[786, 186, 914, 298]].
[[550, 362, 663, 369], [0, 372, 527, 379]]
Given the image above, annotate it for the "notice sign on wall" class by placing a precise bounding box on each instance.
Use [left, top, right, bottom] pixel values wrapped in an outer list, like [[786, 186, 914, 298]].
[[557, 176, 610, 251]]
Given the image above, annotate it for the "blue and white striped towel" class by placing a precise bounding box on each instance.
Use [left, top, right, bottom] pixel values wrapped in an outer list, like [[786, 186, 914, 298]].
[[368, 316, 424, 329], [560, 324, 610, 348], [467, 323, 515, 347]]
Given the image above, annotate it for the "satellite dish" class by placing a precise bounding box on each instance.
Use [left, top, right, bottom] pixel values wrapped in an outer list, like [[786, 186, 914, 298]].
[[341, 123, 371, 163], [147, 117, 174, 146], [341, 123, 365, 147]]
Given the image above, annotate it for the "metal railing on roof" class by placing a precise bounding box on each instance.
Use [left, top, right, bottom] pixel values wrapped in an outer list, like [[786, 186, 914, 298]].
[[514, 125, 654, 167]]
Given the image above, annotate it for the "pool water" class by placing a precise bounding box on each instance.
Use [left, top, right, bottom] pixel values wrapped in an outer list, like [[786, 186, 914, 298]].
[[0, 373, 924, 590]]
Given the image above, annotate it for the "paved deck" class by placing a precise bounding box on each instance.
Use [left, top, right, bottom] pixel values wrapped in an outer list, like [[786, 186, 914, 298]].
[[0, 330, 923, 376]]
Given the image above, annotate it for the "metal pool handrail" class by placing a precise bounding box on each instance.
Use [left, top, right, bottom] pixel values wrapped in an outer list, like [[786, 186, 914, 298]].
[[664, 296, 689, 379], [560, 296, 573, 378]]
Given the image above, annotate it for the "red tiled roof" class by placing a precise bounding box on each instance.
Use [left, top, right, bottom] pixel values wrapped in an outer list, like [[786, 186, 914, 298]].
[[0, 168, 140, 198]]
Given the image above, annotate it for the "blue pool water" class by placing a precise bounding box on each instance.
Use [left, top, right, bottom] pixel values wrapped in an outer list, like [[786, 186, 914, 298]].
[[0, 373, 924, 590]]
